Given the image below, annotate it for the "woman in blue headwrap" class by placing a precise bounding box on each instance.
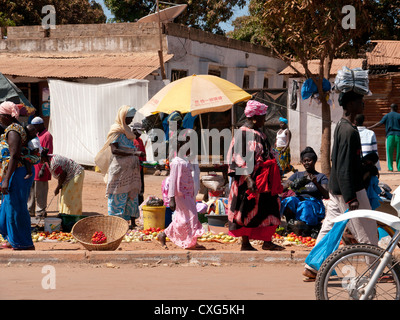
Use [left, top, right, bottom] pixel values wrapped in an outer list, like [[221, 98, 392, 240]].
[[95, 105, 144, 227], [275, 117, 296, 175]]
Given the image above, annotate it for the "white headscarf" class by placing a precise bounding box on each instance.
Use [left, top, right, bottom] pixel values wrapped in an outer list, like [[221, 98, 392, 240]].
[[95, 105, 136, 174]]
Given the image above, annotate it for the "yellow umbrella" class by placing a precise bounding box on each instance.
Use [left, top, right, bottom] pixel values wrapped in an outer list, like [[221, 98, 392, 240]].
[[139, 74, 252, 117]]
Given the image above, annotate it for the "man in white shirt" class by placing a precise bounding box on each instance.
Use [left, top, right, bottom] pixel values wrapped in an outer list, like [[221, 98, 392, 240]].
[[355, 114, 381, 170]]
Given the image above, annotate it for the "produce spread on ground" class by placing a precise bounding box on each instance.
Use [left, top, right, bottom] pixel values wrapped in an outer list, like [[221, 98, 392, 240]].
[[0, 226, 318, 249]]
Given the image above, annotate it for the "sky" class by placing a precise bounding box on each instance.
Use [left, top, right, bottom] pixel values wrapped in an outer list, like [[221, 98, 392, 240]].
[[94, 0, 249, 32]]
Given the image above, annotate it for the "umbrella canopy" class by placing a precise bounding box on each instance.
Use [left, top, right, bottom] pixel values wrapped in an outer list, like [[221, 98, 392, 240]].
[[139, 74, 251, 117], [0, 73, 36, 116]]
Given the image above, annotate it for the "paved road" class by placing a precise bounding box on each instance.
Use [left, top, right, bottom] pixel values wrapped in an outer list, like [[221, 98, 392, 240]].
[[1, 262, 315, 301]]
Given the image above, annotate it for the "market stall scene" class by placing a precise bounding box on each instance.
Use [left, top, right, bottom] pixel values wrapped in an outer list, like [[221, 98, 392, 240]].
[[2, 0, 400, 301], [0, 68, 397, 256]]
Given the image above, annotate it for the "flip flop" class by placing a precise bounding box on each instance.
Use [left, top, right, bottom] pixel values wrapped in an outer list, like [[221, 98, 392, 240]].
[[1, 242, 12, 249]]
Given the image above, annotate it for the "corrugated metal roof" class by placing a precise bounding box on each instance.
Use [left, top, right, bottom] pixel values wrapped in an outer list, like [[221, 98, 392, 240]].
[[279, 59, 365, 76], [0, 52, 174, 79], [367, 40, 400, 66]]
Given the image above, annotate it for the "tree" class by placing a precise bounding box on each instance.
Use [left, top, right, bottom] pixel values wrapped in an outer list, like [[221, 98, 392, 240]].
[[104, 0, 246, 34], [231, 0, 371, 176], [0, 0, 106, 26], [227, 15, 263, 43], [370, 0, 400, 40]]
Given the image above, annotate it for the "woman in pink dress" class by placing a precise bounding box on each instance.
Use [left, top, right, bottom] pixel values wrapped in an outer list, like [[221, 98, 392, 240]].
[[157, 132, 204, 249]]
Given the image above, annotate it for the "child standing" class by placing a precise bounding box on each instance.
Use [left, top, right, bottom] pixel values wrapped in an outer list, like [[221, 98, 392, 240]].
[[22, 124, 41, 179], [157, 134, 204, 249]]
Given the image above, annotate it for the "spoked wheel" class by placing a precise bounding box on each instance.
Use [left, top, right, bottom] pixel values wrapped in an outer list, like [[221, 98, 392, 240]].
[[315, 244, 400, 300]]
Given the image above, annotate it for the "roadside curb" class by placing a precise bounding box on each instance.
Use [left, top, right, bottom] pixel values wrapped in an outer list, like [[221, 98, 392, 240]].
[[0, 249, 309, 265]]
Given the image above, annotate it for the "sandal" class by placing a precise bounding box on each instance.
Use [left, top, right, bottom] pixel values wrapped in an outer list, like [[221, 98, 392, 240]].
[[1, 242, 12, 249], [302, 268, 317, 282], [262, 241, 285, 251]]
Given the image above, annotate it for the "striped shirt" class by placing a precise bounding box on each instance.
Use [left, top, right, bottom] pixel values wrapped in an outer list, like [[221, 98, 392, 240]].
[[357, 126, 381, 170]]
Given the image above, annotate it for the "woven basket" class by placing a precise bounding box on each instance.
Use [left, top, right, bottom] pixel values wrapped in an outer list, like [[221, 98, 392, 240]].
[[71, 216, 129, 251]]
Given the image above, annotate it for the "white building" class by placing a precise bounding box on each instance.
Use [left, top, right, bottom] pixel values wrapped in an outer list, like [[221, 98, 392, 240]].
[[280, 59, 365, 163], [0, 22, 288, 165], [0, 22, 287, 116]]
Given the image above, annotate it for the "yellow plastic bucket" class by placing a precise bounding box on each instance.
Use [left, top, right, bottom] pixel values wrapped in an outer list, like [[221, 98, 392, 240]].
[[142, 205, 166, 230]]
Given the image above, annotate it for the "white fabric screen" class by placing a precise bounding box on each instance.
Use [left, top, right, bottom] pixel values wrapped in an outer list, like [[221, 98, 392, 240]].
[[48, 79, 149, 166]]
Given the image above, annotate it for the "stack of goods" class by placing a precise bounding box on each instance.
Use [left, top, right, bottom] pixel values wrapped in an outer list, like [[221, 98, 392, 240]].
[[334, 66, 370, 95]]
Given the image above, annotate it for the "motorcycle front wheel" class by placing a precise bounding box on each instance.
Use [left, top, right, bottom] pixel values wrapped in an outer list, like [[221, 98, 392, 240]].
[[315, 244, 400, 300]]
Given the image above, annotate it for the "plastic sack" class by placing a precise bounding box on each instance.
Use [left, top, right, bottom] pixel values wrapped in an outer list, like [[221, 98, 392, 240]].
[[301, 78, 332, 100], [334, 67, 370, 95], [145, 196, 164, 207], [196, 201, 208, 214], [305, 219, 348, 271]]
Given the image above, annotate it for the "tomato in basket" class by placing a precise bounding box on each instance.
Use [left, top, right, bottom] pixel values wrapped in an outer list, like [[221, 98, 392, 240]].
[[91, 231, 107, 244]]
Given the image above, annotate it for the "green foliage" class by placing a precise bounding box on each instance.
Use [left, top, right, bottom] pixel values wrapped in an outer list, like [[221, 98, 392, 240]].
[[369, 0, 400, 40], [0, 12, 16, 28], [104, 0, 154, 22], [231, 0, 400, 58], [0, 0, 106, 26], [104, 0, 246, 34]]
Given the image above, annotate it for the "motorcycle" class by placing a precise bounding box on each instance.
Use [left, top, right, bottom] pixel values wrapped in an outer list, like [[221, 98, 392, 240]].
[[315, 185, 400, 300]]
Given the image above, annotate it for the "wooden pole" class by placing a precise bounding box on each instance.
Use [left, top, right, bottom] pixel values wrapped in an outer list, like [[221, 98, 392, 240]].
[[157, 0, 167, 80]]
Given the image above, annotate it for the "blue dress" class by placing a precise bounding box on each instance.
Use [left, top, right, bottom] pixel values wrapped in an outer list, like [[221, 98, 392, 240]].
[[107, 134, 140, 221], [0, 123, 37, 249], [280, 171, 328, 226]]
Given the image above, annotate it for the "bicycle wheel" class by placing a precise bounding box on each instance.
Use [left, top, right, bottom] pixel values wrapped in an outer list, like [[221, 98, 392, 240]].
[[315, 244, 400, 300]]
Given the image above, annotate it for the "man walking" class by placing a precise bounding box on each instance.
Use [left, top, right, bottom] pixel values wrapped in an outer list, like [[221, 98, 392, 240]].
[[368, 103, 400, 171], [28, 117, 53, 217], [302, 90, 378, 280]]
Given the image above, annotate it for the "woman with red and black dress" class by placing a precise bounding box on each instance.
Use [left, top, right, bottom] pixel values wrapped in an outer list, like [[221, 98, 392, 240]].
[[227, 100, 284, 251]]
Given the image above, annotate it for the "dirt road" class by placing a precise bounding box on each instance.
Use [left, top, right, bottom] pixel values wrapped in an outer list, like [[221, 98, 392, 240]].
[[1, 263, 315, 300], [4, 161, 398, 301]]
